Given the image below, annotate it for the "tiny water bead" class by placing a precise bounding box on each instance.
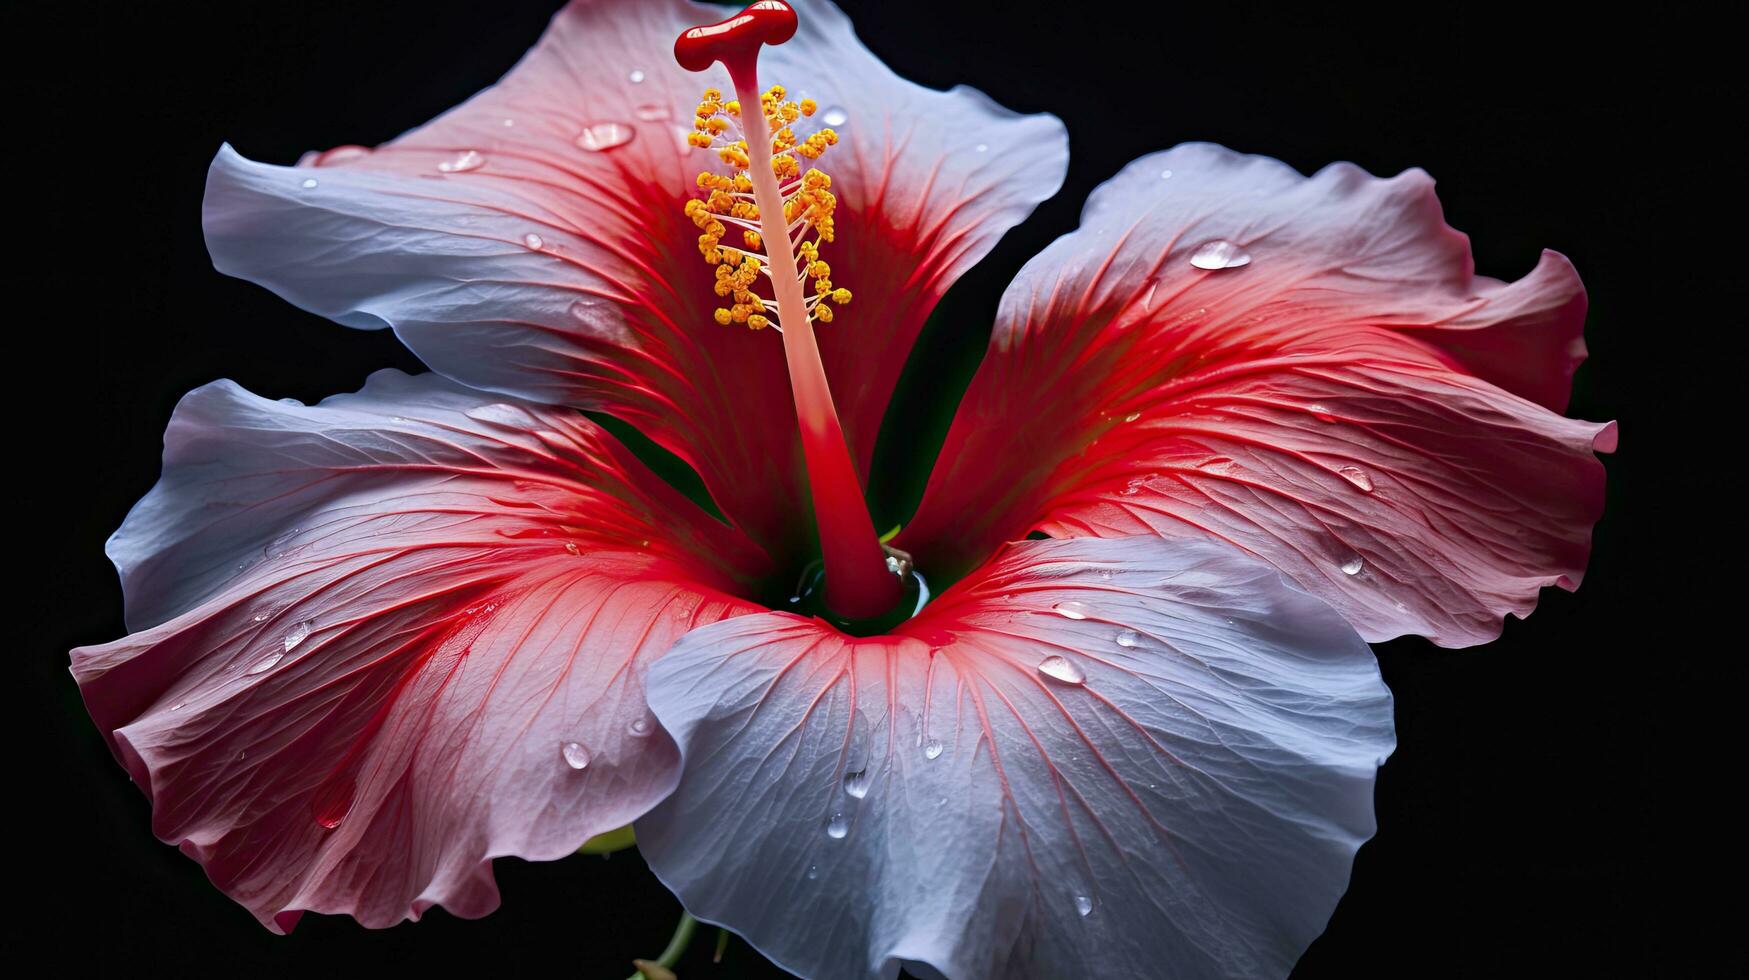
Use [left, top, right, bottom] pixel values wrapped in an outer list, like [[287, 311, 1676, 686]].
[[1160, 168, 1174, 179], [825, 812, 850, 839], [1115, 629, 1143, 649], [922, 738, 944, 760], [282, 620, 314, 652], [843, 768, 870, 799], [1340, 555, 1365, 576], [299, 177, 319, 189], [1037, 655, 1086, 685], [246, 652, 283, 676], [635, 103, 672, 122], [575, 121, 636, 152], [975, 142, 989, 153], [627, 68, 647, 83], [821, 105, 848, 126], [1188, 239, 1252, 270], [522, 232, 545, 250], [627, 715, 654, 737], [436, 149, 486, 173], [1337, 465, 1375, 491], [805, 865, 820, 880], [1075, 895, 1095, 917], [561, 740, 591, 770], [1052, 600, 1091, 620]]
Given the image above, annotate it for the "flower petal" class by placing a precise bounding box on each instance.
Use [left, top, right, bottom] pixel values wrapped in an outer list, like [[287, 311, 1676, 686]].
[[638, 535, 1393, 979], [71, 371, 763, 931], [899, 143, 1614, 646], [202, 0, 1066, 557]]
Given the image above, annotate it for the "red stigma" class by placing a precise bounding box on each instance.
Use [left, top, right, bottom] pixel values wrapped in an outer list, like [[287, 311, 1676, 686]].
[[674, 1, 797, 79]]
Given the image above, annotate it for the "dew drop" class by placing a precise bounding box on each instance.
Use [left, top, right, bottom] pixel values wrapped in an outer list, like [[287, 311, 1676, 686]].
[[1188, 239, 1252, 270], [1337, 465, 1374, 491], [501, 117, 516, 127], [1160, 168, 1174, 180], [564, 541, 580, 556], [314, 781, 355, 830], [634, 102, 672, 122], [252, 613, 268, 623], [821, 105, 849, 126], [843, 769, 870, 799], [300, 177, 319, 189], [1115, 629, 1143, 649], [1075, 895, 1095, 917], [825, 811, 850, 839], [805, 864, 820, 880], [627, 68, 647, 83], [975, 142, 989, 152], [282, 620, 313, 652], [1340, 555, 1365, 576], [561, 740, 591, 770], [437, 149, 486, 173], [1052, 600, 1090, 620], [1308, 404, 1338, 423], [522, 232, 545, 250], [1123, 412, 1141, 422], [1037, 655, 1086, 685], [575, 121, 636, 152], [169, 701, 187, 712], [923, 738, 944, 760], [627, 715, 653, 738], [246, 652, 283, 675]]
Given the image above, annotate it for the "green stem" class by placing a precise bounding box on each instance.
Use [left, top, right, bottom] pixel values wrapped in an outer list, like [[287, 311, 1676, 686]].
[[627, 911, 699, 980]]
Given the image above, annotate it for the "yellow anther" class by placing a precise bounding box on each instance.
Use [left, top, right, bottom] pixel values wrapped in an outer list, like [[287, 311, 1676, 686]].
[[680, 82, 850, 334]]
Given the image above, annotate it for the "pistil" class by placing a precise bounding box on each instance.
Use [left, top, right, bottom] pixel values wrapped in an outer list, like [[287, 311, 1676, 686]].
[[675, 1, 901, 619]]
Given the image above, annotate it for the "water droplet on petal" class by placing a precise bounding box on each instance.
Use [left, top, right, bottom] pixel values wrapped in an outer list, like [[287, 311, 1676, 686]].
[[1308, 404, 1338, 423], [437, 149, 486, 173], [1115, 629, 1143, 649], [522, 232, 545, 250], [843, 769, 870, 799], [1123, 412, 1141, 422], [300, 177, 319, 189], [169, 701, 187, 712], [501, 117, 515, 127], [1189, 239, 1252, 270], [1037, 655, 1086, 685], [1052, 600, 1090, 620], [247, 652, 283, 675], [805, 864, 820, 880], [821, 105, 849, 126], [1337, 465, 1374, 491], [923, 738, 944, 760], [825, 812, 849, 838], [627, 715, 653, 738], [1075, 895, 1095, 917], [575, 121, 635, 152], [1341, 555, 1365, 576], [634, 103, 672, 122], [282, 620, 313, 652], [975, 142, 989, 152], [314, 780, 355, 830], [1160, 169, 1174, 179], [627, 68, 646, 83], [564, 541, 580, 556], [561, 741, 591, 770]]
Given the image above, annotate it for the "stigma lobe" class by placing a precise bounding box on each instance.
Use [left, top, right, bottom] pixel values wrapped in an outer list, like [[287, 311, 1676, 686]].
[[674, 1, 797, 75]]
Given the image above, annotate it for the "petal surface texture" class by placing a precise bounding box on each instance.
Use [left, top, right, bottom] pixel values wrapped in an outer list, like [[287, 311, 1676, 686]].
[[202, 0, 1067, 557], [900, 143, 1615, 646], [70, 371, 765, 931], [639, 535, 1394, 980]]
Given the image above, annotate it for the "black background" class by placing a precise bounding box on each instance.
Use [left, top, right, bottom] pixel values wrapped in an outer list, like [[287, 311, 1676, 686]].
[[17, 0, 1718, 976]]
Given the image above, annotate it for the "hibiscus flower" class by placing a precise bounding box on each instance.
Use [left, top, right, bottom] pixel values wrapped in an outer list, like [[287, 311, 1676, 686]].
[[71, 1, 1614, 977]]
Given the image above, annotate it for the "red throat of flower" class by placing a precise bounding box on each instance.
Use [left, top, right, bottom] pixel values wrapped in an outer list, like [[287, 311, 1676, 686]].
[[675, 1, 903, 620]]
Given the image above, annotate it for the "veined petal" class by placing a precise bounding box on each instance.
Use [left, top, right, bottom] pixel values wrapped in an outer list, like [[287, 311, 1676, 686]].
[[71, 371, 764, 931], [639, 535, 1393, 980], [202, 0, 1067, 557], [900, 143, 1614, 647]]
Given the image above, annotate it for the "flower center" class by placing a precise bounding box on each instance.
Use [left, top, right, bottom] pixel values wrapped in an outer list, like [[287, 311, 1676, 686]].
[[675, 1, 902, 621]]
